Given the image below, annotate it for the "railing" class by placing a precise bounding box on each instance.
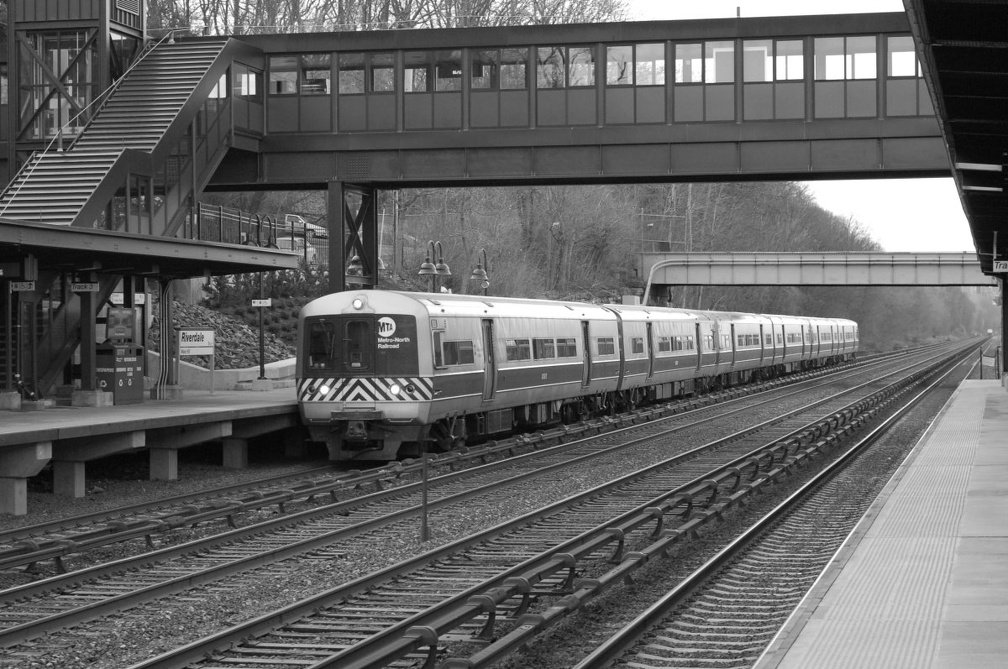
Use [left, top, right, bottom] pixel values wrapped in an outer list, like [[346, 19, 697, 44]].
[[0, 29, 186, 219], [195, 203, 329, 268]]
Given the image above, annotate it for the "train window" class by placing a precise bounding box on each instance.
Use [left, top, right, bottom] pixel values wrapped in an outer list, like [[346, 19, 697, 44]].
[[658, 336, 671, 352], [703, 334, 714, 350], [533, 338, 556, 359], [433, 331, 444, 367], [344, 319, 372, 371], [631, 337, 644, 354], [686, 336, 694, 350], [722, 334, 731, 349], [306, 320, 337, 370], [443, 340, 475, 365], [556, 338, 577, 357], [505, 338, 531, 361], [597, 337, 616, 356], [737, 335, 745, 347]]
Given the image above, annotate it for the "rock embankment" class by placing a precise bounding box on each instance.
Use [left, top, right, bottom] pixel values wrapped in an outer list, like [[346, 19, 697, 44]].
[[148, 301, 297, 369]]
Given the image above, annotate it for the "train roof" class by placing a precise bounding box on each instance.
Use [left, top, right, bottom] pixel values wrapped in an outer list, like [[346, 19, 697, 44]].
[[301, 290, 617, 321], [301, 290, 858, 328]]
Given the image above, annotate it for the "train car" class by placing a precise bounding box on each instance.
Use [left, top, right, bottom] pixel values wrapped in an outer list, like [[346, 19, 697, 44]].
[[298, 291, 858, 461]]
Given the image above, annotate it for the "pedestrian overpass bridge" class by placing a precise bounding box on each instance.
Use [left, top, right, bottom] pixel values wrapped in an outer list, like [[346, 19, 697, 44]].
[[642, 252, 994, 303]]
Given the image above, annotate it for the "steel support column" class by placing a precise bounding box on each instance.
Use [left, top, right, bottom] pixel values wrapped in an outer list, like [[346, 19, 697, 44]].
[[79, 288, 96, 392], [328, 180, 378, 293], [1002, 277, 1007, 382]]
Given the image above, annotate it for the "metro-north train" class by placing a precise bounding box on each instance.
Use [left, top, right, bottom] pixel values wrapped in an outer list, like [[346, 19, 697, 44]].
[[297, 291, 858, 461]]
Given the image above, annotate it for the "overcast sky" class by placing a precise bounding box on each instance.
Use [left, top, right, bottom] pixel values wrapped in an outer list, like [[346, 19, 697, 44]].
[[624, 0, 975, 254]]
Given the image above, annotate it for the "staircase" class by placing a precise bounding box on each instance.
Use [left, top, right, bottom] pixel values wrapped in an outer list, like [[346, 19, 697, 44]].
[[0, 39, 230, 227], [0, 38, 241, 396]]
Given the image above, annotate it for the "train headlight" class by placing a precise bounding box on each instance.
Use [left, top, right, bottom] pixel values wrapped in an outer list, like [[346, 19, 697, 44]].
[[319, 384, 331, 394], [389, 383, 401, 395], [352, 297, 365, 310]]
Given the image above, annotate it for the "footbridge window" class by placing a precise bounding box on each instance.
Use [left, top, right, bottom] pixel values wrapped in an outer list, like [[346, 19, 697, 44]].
[[336, 52, 395, 132], [742, 39, 804, 120], [814, 36, 877, 118], [886, 35, 931, 116], [470, 47, 530, 128], [267, 54, 332, 133], [232, 63, 263, 134], [537, 45, 596, 126], [605, 43, 665, 124], [674, 40, 734, 122]]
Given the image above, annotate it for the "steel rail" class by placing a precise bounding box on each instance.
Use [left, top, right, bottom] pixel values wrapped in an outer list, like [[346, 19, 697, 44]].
[[122, 342, 970, 669], [570, 347, 973, 669], [0, 348, 895, 646]]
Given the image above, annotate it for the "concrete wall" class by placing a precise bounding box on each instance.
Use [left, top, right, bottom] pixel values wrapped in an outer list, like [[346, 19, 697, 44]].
[[145, 350, 296, 391]]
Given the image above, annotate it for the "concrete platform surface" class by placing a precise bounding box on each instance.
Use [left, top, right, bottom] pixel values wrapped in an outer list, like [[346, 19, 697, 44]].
[[757, 380, 1008, 669], [0, 387, 298, 444]]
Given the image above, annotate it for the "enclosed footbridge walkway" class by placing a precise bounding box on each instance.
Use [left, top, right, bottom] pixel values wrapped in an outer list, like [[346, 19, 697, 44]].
[[643, 252, 994, 300]]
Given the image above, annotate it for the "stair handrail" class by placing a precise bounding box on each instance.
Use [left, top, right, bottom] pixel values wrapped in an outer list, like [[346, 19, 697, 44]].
[[0, 28, 189, 219]]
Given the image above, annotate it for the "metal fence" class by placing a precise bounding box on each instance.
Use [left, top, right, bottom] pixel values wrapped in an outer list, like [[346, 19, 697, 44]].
[[194, 203, 329, 269]]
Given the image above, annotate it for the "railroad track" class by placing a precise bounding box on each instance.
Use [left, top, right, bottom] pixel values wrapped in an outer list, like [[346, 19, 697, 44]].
[[569, 344, 976, 669], [0, 351, 883, 581], [0, 351, 901, 649], [99, 341, 974, 669]]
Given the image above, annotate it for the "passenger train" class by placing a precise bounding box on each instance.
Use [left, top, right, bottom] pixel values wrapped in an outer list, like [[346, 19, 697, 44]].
[[297, 291, 858, 461]]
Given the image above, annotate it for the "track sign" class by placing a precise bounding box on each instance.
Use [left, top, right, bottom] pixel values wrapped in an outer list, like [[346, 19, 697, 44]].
[[994, 260, 1008, 273], [10, 281, 35, 291], [71, 282, 100, 292], [251, 298, 272, 307]]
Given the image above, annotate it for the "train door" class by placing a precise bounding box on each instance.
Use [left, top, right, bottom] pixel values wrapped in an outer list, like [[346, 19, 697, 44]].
[[695, 322, 702, 371], [581, 321, 592, 387], [646, 322, 655, 379], [730, 323, 737, 367], [481, 319, 496, 401]]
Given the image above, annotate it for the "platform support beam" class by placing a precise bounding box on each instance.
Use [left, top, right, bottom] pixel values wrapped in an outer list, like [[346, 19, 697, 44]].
[[150, 448, 178, 481], [222, 437, 248, 469], [0, 441, 52, 515], [0, 479, 28, 516], [53, 460, 86, 497]]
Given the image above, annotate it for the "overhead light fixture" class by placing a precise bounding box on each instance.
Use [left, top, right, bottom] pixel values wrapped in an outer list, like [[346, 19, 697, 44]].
[[955, 162, 1002, 172], [962, 185, 1003, 192]]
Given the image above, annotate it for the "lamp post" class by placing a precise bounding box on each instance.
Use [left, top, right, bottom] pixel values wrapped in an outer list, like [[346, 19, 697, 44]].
[[419, 240, 451, 292], [469, 248, 490, 295], [345, 254, 365, 289]]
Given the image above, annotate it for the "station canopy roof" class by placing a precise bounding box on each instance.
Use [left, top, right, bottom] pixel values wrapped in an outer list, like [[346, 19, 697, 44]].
[[905, 0, 1008, 274], [0, 218, 300, 279]]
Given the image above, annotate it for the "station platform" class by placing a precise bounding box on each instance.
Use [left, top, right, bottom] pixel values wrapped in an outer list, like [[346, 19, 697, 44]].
[[757, 379, 1008, 669], [0, 387, 299, 516]]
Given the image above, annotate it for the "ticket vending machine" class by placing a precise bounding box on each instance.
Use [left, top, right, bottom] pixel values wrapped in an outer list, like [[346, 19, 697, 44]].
[[96, 307, 144, 405]]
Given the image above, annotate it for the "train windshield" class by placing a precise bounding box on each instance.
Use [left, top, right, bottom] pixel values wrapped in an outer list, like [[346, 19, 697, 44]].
[[303, 314, 419, 376]]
